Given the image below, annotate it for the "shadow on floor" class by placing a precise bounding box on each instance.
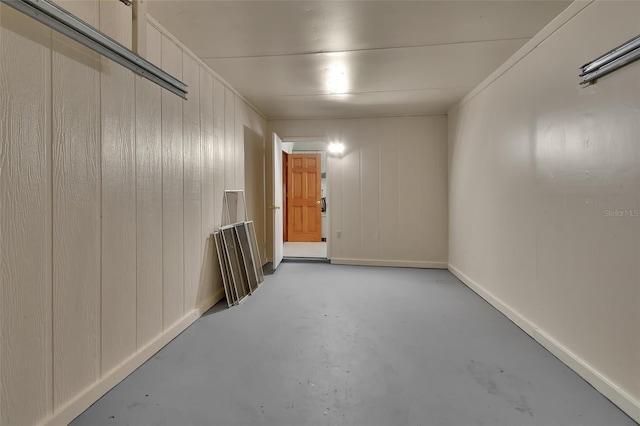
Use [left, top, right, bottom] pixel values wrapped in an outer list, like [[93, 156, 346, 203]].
[[204, 263, 275, 315], [201, 299, 229, 317], [262, 262, 276, 275], [282, 257, 330, 264]]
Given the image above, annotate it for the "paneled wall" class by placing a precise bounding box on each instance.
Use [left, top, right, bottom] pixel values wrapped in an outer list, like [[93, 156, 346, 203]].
[[244, 127, 267, 264], [0, 4, 267, 424], [269, 116, 448, 268], [1, 7, 53, 424], [448, 1, 640, 421]]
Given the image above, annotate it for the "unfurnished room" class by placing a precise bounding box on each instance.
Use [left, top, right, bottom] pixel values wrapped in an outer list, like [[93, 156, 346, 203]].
[[1, 0, 639, 425]]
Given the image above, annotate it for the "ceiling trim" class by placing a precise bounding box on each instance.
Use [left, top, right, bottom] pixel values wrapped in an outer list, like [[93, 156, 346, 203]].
[[146, 15, 267, 120], [448, 0, 594, 115], [268, 112, 447, 122], [281, 136, 327, 143], [201, 37, 532, 60], [240, 86, 475, 99]]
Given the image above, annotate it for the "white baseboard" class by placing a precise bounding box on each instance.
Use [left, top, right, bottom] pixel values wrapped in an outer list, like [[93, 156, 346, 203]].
[[448, 264, 640, 424], [198, 288, 225, 315], [331, 258, 448, 269], [42, 290, 224, 426]]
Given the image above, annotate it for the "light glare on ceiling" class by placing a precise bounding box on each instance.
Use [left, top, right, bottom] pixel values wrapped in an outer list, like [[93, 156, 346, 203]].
[[327, 64, 348, 94]]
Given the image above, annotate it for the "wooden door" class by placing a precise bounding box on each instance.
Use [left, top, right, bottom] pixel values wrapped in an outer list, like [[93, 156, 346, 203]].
[[282, 152, 289, 242], [287, 154, 322, 242]]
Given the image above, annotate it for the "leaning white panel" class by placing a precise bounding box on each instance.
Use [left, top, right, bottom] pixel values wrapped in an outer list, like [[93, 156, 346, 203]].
[[245, 221, 264, 284], [220, 224, 250, 302], [222, 189, 247, 225], [213, 231, 236, 307], [235, 223, 259, 293]]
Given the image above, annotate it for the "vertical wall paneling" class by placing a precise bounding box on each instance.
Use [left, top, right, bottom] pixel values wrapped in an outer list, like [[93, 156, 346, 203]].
[[378, 123, 400, 260], [359, 122, 381, 260], [99, 0, 132, 48], [268, 117, 448, 267], [182, 53, 202, 312], [161, 35, 184, 327], [132, 0, 147, 57], [200, 69, 217, 306], [397, 122, 427, 261], [328, 141, 344, 259], [136, 23, 163, 347], [234, 101, 245, 191], [342, 139, 361, 257], [0, 9, 3, 424], [213, 78, 226, 228], [143, 21, 161, 68], [244, 127, 266, 264], [424, 118, 448, 260], [212, 78, 226, 298], [99, 0, 136, 373], [224, 87, 236, 190], [1, 11, 268, 423], [448, 2, 640, 417], [0, 7, 53, 425], [51, 0, 101, 407]]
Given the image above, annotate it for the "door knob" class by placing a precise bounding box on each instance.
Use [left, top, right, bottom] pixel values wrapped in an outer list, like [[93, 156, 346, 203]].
[[316, 200, 321, 205]]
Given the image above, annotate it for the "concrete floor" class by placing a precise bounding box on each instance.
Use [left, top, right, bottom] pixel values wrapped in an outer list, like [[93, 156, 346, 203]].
[[283, 241, 327, 258], [72, 263, 636, 426]]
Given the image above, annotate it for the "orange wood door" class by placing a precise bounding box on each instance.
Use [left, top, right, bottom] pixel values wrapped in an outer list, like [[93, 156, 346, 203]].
[[287, 154, 322, 242], [282, 152, 288, 242]]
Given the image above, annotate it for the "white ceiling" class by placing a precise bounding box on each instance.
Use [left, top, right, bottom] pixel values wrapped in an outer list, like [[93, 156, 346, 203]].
[[147, 1, 571, 119]]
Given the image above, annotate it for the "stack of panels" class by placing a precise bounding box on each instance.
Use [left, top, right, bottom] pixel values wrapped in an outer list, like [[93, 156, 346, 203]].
[[214, 221, 264, 307]]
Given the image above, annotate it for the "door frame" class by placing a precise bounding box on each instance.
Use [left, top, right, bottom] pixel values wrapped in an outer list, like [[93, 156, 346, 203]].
[[282, 151, 289, 243], [271, 132, 284, 269], [278, 137, 330, 259]]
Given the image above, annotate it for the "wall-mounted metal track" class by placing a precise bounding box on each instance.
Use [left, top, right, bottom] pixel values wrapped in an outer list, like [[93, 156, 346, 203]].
[[580, 34, 640, 86], [0, 0, 188, 99]]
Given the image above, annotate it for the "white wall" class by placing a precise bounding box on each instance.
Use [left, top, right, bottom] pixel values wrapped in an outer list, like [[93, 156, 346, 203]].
[[269, 116, 448, 268], [0, 3, 267, 424], [448, 1, 640, 421]]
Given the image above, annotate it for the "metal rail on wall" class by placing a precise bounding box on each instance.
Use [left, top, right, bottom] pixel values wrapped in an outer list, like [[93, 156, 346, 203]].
[[0, 0, 188, 99], [580, 34, 640, 86]]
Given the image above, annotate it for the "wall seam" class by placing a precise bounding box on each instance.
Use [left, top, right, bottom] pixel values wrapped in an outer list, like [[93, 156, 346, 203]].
[[97, 3, 103, 380], [133, 73, 138, 350], [198, 68, 203, 309], [234, 94, 237, 190], [377, 137, 382, 258], [199, 68, 203, 309], [48, 29, 55, 417], [395, 126, 400, 259], [181, 52, 185, 317], [160, 34, 165, 332], [359, 148, 363, 256]]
